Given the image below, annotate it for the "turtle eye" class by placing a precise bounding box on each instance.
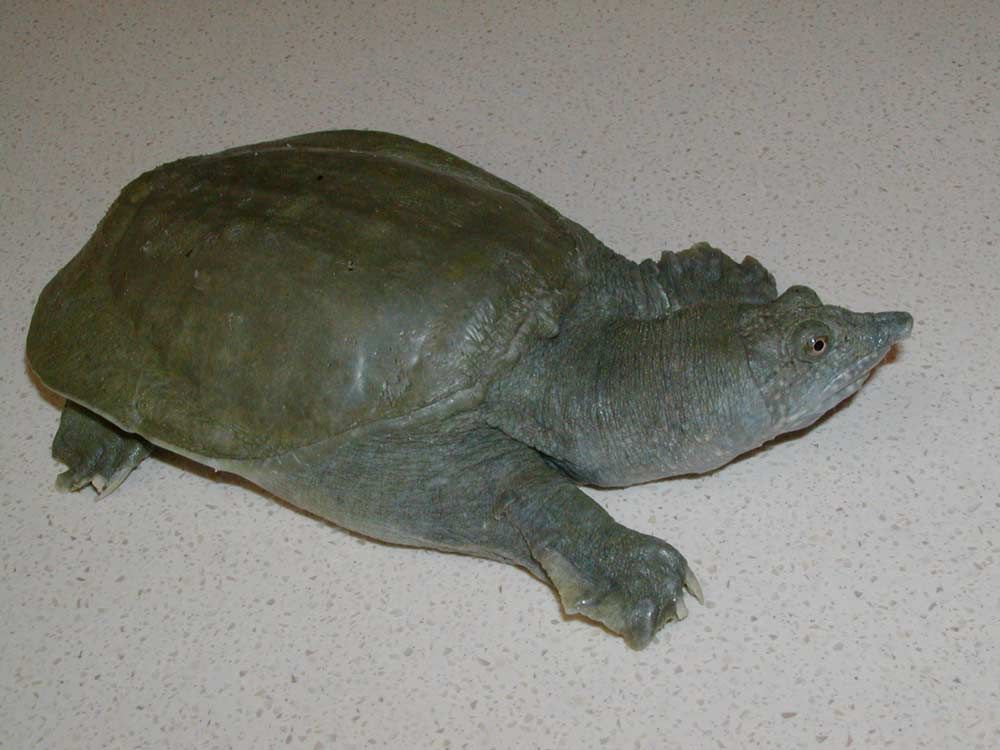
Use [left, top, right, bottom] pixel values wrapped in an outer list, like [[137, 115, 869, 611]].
[[789, 320, 832, 362], [807, 335, 829, 357]]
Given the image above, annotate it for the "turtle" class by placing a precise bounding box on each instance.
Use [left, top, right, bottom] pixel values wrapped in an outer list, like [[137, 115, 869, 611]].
[[27, 130, 913, 649]]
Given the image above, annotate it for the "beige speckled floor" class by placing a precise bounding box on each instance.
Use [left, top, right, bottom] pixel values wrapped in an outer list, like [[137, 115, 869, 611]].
[[3, 2, 998, 748]]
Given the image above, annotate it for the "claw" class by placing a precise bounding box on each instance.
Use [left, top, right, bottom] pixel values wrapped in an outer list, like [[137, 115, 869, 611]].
[[674, 597, 689, 621], [55, 470, 80, 492], [684, 566, 705, 605]]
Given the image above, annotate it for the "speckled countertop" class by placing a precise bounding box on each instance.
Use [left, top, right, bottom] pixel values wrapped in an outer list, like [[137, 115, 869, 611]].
[[2, 2, 998, 748]]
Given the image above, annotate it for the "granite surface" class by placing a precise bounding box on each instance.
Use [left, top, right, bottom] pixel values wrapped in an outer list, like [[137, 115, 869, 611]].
[[2, 1, 997, 748]]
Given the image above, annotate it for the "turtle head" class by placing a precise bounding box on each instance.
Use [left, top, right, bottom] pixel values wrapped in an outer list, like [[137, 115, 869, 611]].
[[739, 285, 913, 436], [485, 283, 912, 488]]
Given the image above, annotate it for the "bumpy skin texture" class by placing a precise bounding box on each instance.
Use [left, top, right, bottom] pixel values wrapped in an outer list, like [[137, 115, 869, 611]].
[[28, 130, 912, 649]]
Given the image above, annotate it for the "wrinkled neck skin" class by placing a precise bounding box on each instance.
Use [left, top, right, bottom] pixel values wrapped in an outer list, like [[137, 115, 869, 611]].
[[486, 301, 775, 488]]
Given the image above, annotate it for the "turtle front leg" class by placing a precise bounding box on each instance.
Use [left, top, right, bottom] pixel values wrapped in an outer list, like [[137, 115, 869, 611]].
[[498, 481, 703, 649], [656, 242, 777, 308], [51, 401, 152, 497], [234, 422, 701, 648]]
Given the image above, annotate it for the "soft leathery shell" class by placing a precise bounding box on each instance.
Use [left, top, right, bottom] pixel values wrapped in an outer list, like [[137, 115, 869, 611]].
[[28, 131, 584, 459]]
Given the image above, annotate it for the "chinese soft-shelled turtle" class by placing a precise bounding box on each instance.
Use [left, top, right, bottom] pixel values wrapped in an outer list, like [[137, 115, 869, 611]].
[[27, 130, 912, 648]]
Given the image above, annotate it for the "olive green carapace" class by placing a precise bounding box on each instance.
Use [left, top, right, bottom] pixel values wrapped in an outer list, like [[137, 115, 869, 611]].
[[28, 131, 577, 459], [27, 130, 913, 649]]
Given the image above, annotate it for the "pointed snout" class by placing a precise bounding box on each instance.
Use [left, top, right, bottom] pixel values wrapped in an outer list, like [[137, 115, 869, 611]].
[[872, 311, 913, 348]]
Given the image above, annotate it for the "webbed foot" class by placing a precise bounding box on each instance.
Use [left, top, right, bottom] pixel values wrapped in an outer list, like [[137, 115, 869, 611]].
[[536, 524, 703, 649], [52, 402, 152, 497], [657, 242, 777, 308]]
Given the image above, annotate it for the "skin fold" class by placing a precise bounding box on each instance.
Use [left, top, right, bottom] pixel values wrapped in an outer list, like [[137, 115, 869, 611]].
[[27, 131, 913, 648]]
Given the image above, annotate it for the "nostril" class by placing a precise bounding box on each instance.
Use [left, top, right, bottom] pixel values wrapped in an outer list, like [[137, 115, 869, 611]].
[[875, 311, 913, 345], [898, 313, 914, 339]]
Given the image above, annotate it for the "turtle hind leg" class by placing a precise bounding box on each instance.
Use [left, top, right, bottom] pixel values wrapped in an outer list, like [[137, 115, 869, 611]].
[[51, 401, 152, 497]]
